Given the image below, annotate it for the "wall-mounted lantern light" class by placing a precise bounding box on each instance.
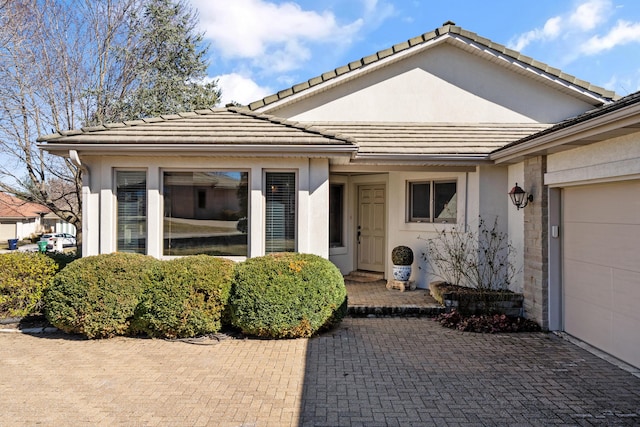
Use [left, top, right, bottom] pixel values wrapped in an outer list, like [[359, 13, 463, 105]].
[[508, 183, 533, 210]]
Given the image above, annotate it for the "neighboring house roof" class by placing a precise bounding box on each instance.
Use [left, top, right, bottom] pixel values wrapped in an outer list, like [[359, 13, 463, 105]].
[[249, 22, 617, 112], [37, 107, 357, 162], [492, 90, 640, 163], [0, 193, 50, 219]]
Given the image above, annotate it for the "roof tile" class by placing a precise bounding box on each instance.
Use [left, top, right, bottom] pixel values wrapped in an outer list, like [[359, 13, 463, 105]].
[[293, 81, 310, 92], [378, 47, 394, 59], [392, 41, 410, 53], [362, 54, 378, 65]]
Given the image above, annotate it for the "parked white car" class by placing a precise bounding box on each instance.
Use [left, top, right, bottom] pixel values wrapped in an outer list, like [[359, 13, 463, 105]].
[[40, 233, 76, 249]]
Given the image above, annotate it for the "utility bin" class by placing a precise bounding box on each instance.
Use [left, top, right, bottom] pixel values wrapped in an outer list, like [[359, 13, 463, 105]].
[[37, 241, 48, 253], [8, 239, 18, 250]]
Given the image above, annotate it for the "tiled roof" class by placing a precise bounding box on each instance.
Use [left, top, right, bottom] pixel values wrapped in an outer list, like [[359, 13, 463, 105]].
[[313, 122, 551, 156], [493, 90, 640, 154], [37, 107, 356, 147], [248, 22, 617, 111], [0, 193, 50, 219]]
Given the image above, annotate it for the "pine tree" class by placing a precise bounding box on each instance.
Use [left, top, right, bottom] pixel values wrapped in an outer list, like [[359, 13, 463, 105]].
[[103, 0, 221, 122]]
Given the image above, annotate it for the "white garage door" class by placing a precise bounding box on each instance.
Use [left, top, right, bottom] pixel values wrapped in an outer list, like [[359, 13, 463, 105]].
[[0, 222, 16, 242], [563, 179, 640, 368]]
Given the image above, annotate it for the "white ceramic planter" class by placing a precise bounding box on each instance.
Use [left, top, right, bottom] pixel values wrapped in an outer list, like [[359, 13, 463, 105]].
[[392, 265, 411, 281]]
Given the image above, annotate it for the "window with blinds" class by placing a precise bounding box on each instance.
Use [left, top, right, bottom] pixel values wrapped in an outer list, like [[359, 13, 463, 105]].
[[265, 172, 296, 253], [116, 170, 147, 254]]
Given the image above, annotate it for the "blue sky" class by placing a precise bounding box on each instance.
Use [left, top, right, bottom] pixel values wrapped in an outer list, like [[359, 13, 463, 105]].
[[187, 0, 640, 106]]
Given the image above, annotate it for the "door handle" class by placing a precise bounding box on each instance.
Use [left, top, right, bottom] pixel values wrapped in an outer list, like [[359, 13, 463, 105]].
[[357, 225, 361, 244]]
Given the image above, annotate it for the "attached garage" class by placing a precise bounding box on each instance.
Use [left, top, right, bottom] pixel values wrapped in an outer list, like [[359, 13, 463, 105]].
[[562, 180, 640, 368], [492, 91, 640, 369]]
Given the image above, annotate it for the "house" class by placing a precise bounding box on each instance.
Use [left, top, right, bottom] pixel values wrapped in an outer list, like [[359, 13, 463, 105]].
[[0, 193, 76, 244], [0, 193, 50, 242], [37, 22, 639, 368]]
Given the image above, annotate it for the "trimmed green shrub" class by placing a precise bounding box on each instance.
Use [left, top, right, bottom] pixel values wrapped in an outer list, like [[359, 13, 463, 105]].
[[45, 251, 80, 271], [230, 253, 347, 338], [0, 252, 58, 318], [131, 255, 235, 338], [44, 253, 159, 338]]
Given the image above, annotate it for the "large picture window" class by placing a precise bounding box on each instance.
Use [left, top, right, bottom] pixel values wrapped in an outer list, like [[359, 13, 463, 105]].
[[408, 180, 457, 223], [163, 171, 248, 256], [265, 172, 296, 253], [116, 170, 147, 254]]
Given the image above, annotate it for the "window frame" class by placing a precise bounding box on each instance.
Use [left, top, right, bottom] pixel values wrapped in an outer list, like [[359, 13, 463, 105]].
[[114, 169, 148, 254], [329, 183, 346, 248], [161, 169, 250, 257], [264, 170, 297, 254], [407, 179, 458, 224]]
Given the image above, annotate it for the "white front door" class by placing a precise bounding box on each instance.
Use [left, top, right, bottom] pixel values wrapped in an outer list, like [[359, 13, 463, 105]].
[[357, 185, 385, 272]]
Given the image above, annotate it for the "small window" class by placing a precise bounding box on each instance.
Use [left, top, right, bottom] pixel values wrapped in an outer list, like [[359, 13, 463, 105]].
[[265, 172, 296, 253], [116, 170, 147, 254], [197, 189, 206, 209], [329, 184, 344, 247], [408, 180, 457, 223]]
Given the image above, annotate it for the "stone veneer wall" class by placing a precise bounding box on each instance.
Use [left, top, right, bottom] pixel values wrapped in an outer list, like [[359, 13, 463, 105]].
[[523, 156, 549, 329]]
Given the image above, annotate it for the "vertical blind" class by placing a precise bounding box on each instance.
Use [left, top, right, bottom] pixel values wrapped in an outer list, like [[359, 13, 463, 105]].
[[265, 172, 296, 253], [116, 170, 147, 254]]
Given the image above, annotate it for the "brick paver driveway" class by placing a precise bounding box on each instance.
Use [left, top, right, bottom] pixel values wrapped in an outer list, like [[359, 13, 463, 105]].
[[1, 318, 639, 426]]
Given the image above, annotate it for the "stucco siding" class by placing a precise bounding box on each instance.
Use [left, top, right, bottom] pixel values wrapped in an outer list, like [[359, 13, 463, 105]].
[[546, 130, 640, 187], [267, 44, 594, 124]]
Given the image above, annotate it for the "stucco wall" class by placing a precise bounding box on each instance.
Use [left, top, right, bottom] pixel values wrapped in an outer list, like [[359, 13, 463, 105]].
[[266, 43, 595, 124], [546, 130, 640, 187], [508, 163, 525, 293]]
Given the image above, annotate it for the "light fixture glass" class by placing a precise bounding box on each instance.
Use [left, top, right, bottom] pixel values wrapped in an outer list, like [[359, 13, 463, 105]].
[[508, 183, 532, 210]]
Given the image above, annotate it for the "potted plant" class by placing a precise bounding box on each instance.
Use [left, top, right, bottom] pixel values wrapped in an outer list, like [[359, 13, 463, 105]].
[[391, 245, 413, 281]]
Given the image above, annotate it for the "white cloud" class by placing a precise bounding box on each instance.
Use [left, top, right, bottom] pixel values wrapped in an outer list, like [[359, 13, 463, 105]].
[[569, 0, 611, 30], [508, 0, 614, 51], [191, 0, 363, 73], [580, 20, 640, 54], [213, 73, 273, 106], [509, 16, 562, 51]]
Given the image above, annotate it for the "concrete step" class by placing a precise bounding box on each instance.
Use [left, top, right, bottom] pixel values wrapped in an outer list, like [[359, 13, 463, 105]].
[[343, 270, 385, 283]]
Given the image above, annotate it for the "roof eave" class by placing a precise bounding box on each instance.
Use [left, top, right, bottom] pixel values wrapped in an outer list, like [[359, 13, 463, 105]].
[[491, 101, 640, 164], [351, 153, 491, 166], [37, 142, 358, 158]]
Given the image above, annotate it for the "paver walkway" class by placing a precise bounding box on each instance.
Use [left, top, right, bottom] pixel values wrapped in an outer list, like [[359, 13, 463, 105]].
[[1, 318, 639, 426]]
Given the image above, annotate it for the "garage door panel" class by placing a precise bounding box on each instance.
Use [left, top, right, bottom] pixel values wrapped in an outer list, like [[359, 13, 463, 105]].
[[563, 180, 640, 224], [564, 259, 612, 310], [612, 312, 640, 368], [563, 222, 640, 272], [612, 269, 640, 323], [564, 298, 612, 353], [0, 223, 15, 241]]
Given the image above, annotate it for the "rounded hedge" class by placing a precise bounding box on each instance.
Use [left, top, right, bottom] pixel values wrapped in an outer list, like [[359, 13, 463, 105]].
[[230, 253, 347, 338], [44, 253, 159, 338], [0, 252, 58, 318], [131, 255, 235, 338]]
